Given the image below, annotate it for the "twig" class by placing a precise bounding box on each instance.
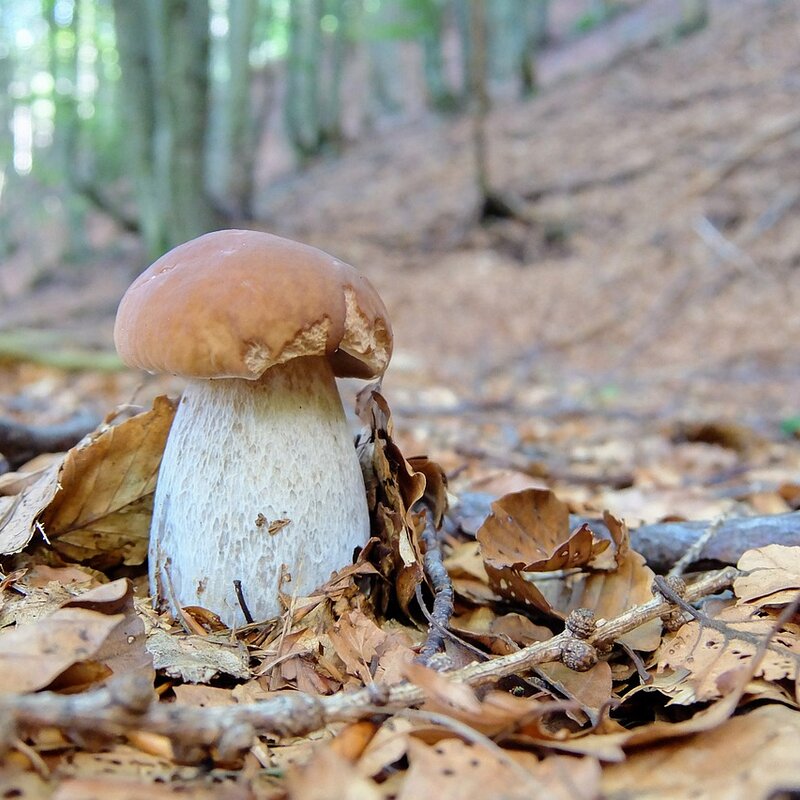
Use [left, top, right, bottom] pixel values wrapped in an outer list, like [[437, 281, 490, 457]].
[[0, 566, 738, 759], [692, 215, 757, 275], [652, 575, 800, 667], [162, 566, 207, 637], [668, 514, 726, 578], [447, 493, 800, 573], [687, 111, 800, 198], [233, 580, 254, 625], [393, 708, 543, 786], [0, 411, 99, 470], [416, 510, 456, 666], [525, 159, 655, 202]]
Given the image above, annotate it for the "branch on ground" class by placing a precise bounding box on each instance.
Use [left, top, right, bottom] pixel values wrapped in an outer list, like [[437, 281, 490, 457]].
[[0, 567, 738, 761]]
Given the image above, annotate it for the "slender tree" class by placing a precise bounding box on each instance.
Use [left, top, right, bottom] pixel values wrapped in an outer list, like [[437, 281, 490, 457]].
[[419, 0, 460, 111], [213, 0, 259, 218], [113, 0, 217, 257], [285, 0, 324, 159]]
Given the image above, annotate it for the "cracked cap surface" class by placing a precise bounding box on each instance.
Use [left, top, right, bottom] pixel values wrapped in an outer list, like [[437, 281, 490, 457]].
[[114, 229, 393, 380]]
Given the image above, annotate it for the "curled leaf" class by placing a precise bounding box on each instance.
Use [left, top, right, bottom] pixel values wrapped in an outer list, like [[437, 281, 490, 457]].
[[0, 396, 176, 568], [478, 490, 608, 572]]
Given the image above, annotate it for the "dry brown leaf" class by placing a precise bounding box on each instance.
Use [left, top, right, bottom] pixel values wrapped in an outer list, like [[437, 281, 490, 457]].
[[328, 720, 381, 762], [601, 705, 800, 799], [535, 519, 660, 651], [477, 489, 608, 572], [0, 453, 61, 495], [735, 544, 800, 607], [356, 716, 416, 778], [404, 662, 552, 738], [328, 608, 387, 684], [0, 397, 176, 568], [64, 579, 154, 687], [0, 601, 124, 694], [145, 627, 250, 684], [271, 628, 342, 695], [597, 485, 733, 528], [484, 561, 554, 614], [475, 494, 656, 639], [357, 388, 429, 614], [0, 459, 62, 554], [657, 603, 800, 704], [513, 685, 745, 761], [398, 738, 598, 800], [286, 745, 382, 800], [22, 563, 100, 588], [535, 661, 614, 725]]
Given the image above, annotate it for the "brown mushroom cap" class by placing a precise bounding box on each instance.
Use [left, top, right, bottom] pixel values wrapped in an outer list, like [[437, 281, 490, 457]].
[[114, 229, 392, 380]]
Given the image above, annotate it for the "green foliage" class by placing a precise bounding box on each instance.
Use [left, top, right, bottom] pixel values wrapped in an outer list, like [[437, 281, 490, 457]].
[[780, 417, 800, 438]]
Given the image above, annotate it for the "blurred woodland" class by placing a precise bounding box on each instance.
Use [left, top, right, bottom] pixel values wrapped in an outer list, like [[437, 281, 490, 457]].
[[2, 0, 800, 798]]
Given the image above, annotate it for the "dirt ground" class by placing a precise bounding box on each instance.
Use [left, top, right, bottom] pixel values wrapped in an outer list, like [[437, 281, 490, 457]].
[[1, 0, 798, 515]]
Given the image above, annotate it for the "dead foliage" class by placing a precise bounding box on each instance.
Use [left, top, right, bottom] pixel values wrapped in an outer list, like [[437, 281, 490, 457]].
[[0, 383, 797, 799]]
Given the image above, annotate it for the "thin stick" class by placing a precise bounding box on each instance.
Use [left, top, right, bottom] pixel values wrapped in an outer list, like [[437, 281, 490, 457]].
[[668, 514, 726, 578], [0, 566, 739, 758], [233, 580, 254, 625], [416, 510, 456, 666]]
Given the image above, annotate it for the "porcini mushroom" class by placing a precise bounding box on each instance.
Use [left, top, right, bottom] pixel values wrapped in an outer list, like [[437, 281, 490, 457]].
[[114, 229, 391, 625]]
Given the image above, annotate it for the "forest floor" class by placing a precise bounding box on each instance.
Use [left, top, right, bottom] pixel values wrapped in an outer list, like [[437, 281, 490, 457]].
[[2, 1, 800, 797], [1, 0, 799, 516]]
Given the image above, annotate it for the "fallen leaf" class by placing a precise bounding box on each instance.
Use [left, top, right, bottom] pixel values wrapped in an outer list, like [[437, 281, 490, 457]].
[[328, 609, 387, 684], [146, 628, 250, 684], [0, 606, 123, 694], [478, 489, 608, 572], [601, 704, 800, 799], [404, 662, 554, 738], [535, 661, 614, 725], [357, 716, 416, 778], [286, 746, 382, 800], [657, 603, 800, 703], [56, 579, 155, 689], [734, 544, 800, 607], [329, 720, 380, 762], [357, 388, 434, 614], [534, 517, 661, 651], [399, 738, 596, 800], [0, 397, 176, 568]]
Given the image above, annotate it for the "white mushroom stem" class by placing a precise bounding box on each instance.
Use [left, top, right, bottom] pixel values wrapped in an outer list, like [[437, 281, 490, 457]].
[[149, 356, 370, 626]]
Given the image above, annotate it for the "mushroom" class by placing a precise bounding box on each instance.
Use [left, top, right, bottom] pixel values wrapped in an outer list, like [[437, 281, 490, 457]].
[[114, 229, 391, 625]]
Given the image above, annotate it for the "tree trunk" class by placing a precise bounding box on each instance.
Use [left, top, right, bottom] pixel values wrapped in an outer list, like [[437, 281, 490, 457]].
[[366, 1, 404, 120], [44, 0, 88, 255], [113, 0, 164, 255], [467, 0, 491, 203], [519, 0, 549, 97], [421, 0, 459, 111], [215, 0, 258, 218], [676, 0, 709, 36], [285, 0, 324, 160], [113, 0, 216, 258], [318, 0, 346, 150]]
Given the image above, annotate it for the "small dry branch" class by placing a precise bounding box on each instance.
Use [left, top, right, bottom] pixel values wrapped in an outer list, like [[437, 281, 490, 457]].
[[416, 509, 456, 667], [0, 411, 99, 470], [449, 493, 800, 573], [1, 567, 738, 761]]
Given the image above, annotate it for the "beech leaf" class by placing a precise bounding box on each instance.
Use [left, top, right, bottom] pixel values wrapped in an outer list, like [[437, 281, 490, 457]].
[[477, 489, 608, 572], [0, 397, 176, 568]]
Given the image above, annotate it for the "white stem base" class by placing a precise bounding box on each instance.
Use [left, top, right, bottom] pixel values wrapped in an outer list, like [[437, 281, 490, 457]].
[[149, 357, 370, 626]]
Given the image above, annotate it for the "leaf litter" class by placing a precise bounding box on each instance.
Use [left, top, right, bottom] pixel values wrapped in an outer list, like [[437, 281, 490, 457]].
[[0, 380, 796, 799]]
